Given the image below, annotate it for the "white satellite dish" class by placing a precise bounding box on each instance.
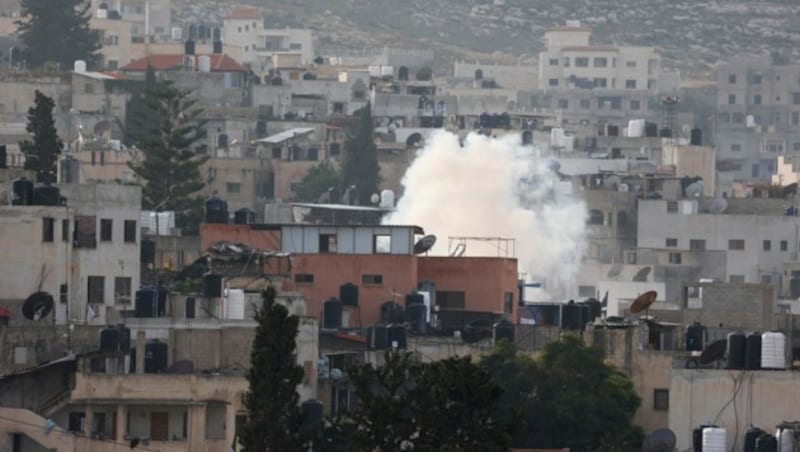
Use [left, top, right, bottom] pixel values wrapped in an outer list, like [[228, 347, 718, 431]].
[[685, 180, 704, 198], [618, 183, 629, 192], [708, 197, 728, 214]]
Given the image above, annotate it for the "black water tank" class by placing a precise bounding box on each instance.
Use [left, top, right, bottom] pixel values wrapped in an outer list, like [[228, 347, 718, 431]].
[[584, 298, 602, 322], [380, 301, 404, 324], [135, 289, 157, 317], [233, 208, 254, 225], [578, 303, 592, 329], [184, 40, 195, 55], [756, 433, 778, 452], [33, 185, 61, 206], [368, 324, 389, 350], [323, 298, 342, 330], [561, 302, 580, 331], [205, 197, 228, 224], [727, 331, 746, 369], [100, 327, 120, 352], [645, 122, 659, 137], [405, 292, 424, 308], [140, 238, 156, 264], [607, 125, 619, 137], [406, 304, 427, 334], [660, 128, 672, 138], [745, 332, 762, 370], [493, 320, 514, 342], [145, 340, 168, 373], [117, 325, 131, 351], [0, 145, 6, 169], [339, 283, 358, 307], [790, 277, 800, 299], [745, 427, 765, 452], [388, 324, 407, 349], [12, 177, 34, 205], [690, 128, 703, 146], [203, 273, 223, 298], [212, 40, 223, 54], [686, 322, 706, 351]]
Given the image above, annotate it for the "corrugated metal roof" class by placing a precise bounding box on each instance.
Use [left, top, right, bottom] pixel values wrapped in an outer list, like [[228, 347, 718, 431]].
[[255, 127, 315, 144]]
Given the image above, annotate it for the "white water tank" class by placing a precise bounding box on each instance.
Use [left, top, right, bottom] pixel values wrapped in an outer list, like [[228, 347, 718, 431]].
[[379, 189, 395, 208], [171, 27, 183, 41], [761, 331, 787, 369], [628, 119, 645, 138], [702, 427, 727, 452], [96, 8, 107, 19], [74, 60, 86, 73], [226, 289, 245, 320], [778, 428, 795, 452], [198, 55, 211, 73], [380, 65, 394, 77]]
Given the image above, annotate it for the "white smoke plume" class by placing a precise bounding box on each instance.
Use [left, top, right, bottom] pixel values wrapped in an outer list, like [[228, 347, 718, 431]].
[[384, 131, 587, 298]]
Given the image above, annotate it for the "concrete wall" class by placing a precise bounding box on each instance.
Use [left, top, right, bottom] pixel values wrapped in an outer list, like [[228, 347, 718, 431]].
[[681, 282, 775, 331], [670, 369, 800, 452]]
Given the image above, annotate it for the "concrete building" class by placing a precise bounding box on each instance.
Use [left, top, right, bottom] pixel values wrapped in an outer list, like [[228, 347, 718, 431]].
[[453, 60, 538, 91], [222, 6, 314, 70], [714, 55, 800, 184], [89, 12, 135, 70], [90, 0, 172, 39], [637, 198, 800, 285]]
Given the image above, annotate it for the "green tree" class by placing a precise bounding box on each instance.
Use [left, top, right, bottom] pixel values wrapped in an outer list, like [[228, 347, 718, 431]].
[[17, 0, 100, 69], [128, 86, 208, 234], [525, 334, 642, 451], [240, 287, 305, 452], [20, 90, 62, 184], [292, 160, 339, 202], [339, 103, 381, 205], [123, 65, 162, 148]]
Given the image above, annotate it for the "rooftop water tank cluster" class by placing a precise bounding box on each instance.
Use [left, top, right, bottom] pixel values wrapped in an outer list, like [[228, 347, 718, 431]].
[[11, 178, 66, 207]]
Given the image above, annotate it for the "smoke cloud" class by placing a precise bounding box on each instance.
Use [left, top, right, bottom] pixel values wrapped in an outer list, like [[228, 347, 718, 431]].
[[384, 131, 587, 297]]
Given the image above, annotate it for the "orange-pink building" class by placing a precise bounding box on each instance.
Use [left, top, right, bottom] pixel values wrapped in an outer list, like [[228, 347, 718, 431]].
[[199, 223, 519, 325]]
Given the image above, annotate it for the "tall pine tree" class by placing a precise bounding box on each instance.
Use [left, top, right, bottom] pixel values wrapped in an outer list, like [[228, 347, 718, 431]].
[[128, 85, 208, 234], [17, 0, 101, 69], [340, 103, 381, 205], [240, 287, 305, 452], [20, 90, 62, 184]]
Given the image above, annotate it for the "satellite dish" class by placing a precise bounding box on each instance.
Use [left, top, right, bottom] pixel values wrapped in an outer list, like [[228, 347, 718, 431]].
[[370, 193, 380, 204], [22, 292, 54, 320], [603, 175, 622, 190], [607, 264, 623, 279], [414, 235, 436, 254], [685, 180, 705, 198], [708, 198, 728, 214], [633, 266, 651, 282], [642, 428, 677, 452], [630, 290, 657, 314], [698, 339, 727, 365]]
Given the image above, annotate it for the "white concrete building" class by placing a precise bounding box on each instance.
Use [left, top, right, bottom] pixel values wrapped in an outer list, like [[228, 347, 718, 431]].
[[222, 6, 314, 70], [0, 183, 141, 327], [637, 199, 799, 286]]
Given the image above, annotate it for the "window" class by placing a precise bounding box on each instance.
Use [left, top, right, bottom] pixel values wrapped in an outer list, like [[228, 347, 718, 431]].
[[653, 389, 669, 411], [593, 78, 607, 88], [729, 275, 745, 283], [667, 201, 678, 213], [587, 209, 604, 225], [124, 220, 136, 243], [437, 291, 465, 310], [731, 143, 742, 152], [630, 100, 641, 110], [793, 93, 800, 105], [107, 60, 118, 70], [579, 285, 596, 298], [792, 112, 799, 126], [319, 233, 337, 253], [665, 238, 678, 247], [60, 284, 68, 304], [728, 74, 737, 84], [689, 239, 706, 251], [593, 57, 608, 67], [763, 240, 771, 251], [795, 142, 800, 152], [668, 252, 682, 264], [548, 78, 558, 87], [87, 276, 105, 304], [150, 412, 168, 441], [753, 74, 762, 84], [373, 234, 391, 253], [362, 274, 383, 285], [754, 94, 762, 105], [781, 240, 788, 251], [625, 79, 637, 89], [226, 182, 241, 193], [626, 60, 637, 68], [732, 112, 744, 124], [100, 219, 112, 242], [580, 99, 590, 109], [332, 102, 344, 113], [728, 94, 736, 105], [114, 277, 131, 304], [575, 57, 589, 67], [728, 239, 745, 250], [42, 217, 54, 242], [294, 274, 314, 284], [549, 58, 559, 66], [206, 402, 226, 440], [558, 99, 568, 109], [272, 147, 282, 159], [761, 275, 773, 284], [504, 292, 513, 314], [62, 219, 69, 241], [74, 216, 97, 248]]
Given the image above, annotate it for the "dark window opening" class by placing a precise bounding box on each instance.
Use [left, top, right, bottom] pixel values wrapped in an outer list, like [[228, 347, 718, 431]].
[[669, 252, 682, 264], [319, 233, 337, 253], [115, 277, 131, 304], [88, 276, 105, 304], [43, 217, 54, 242], [667, 201, 678, 213], [295, 274, 314, 284], [124, 220, 137, 243], [763, 240, 771, 251], [437, 291, 465, 310], [62, 219, 69, 242], [665, 238, 677, 247], [653, 389, 669, 411], [100, 219, 113, 242], [728, 239, 745, 250], [689, 239, 706, 251], [781, 240, 789, 251], [362, 274, 383, 285], [504, 292, 513, 314]]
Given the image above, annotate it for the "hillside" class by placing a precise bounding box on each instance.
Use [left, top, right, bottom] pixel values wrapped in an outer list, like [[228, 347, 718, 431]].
[[176, 0, 800, 74]]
